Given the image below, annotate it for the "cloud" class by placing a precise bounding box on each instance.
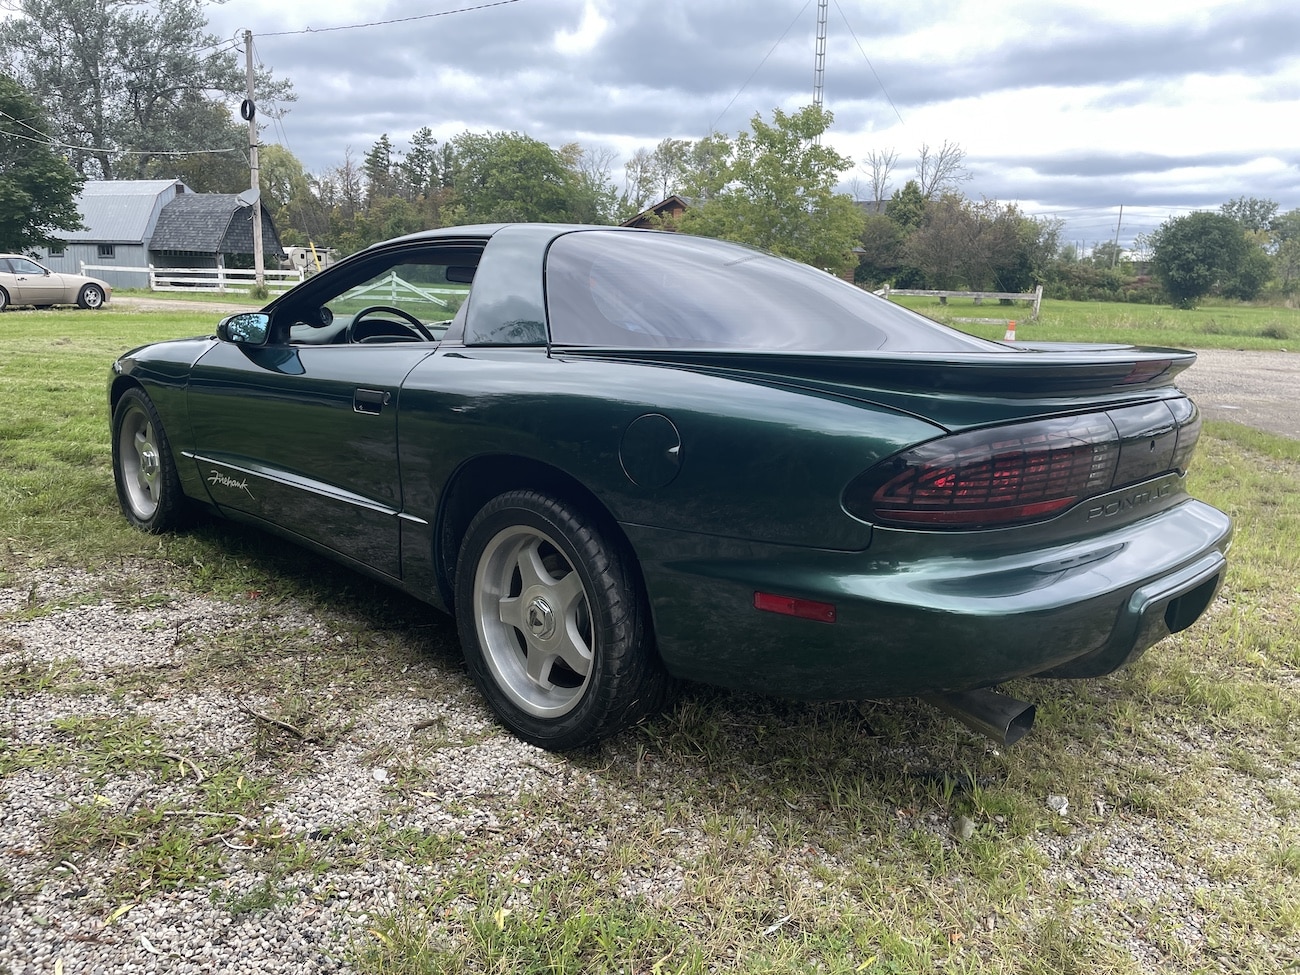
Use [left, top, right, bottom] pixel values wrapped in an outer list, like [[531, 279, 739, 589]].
[[203, 0, 1299, 250]]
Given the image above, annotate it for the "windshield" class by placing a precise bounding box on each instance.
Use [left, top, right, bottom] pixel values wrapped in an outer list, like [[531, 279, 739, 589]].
[[544, 230, 1004, 353]]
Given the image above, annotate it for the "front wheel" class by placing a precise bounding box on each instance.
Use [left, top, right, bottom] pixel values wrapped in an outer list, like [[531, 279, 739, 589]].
[[112, 387, 188, 533], [454, 490, 668, 750], [78, 283, 106, 309]]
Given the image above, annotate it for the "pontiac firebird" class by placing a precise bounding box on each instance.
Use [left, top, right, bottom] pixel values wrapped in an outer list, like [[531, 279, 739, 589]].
[[109, 224, 1232, 749]]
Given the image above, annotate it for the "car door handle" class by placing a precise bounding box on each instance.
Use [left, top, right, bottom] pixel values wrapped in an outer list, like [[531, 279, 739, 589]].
[[353, 388, 391, 415]]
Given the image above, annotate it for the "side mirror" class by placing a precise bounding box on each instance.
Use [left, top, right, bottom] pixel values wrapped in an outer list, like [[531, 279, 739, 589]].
[[218, 312, 271, 346]]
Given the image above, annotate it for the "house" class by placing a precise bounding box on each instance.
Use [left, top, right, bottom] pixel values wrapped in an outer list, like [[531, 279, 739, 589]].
[[39, 179, 285, 290], [621, 194, 692, 231]]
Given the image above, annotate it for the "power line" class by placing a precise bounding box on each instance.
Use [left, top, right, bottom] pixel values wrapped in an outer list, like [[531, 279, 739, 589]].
[[0, 111, 243, 157], [833, 0, 905, 127], [708, 1, 813, 135], [257, 0, 525, 38]]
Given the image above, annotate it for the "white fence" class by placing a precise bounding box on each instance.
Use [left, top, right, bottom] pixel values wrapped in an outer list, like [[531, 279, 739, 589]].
[[79, 263, 306, 296]]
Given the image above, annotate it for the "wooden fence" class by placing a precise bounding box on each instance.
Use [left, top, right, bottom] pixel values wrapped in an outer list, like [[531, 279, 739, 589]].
[[877, 284, 1043, 323]]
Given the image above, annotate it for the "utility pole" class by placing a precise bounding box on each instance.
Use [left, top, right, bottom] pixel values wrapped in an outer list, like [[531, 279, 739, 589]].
[[244, 29, 264, 287], [1111, 204, 1124, 269]]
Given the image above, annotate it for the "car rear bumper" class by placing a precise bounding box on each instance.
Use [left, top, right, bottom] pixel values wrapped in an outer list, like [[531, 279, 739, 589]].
[[626, 497, 1232, 699]]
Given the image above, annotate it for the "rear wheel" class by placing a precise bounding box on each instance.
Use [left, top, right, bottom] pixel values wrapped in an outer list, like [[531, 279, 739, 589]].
[[78, 283, 106, 309], [454, 490, 668, 750], [112, 387, 188, 533], [0, 288, 8, 312]]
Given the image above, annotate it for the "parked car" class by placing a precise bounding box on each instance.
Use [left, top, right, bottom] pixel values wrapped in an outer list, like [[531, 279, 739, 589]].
[[0, 255, 111, 311], [108, 224, 1231, 749]]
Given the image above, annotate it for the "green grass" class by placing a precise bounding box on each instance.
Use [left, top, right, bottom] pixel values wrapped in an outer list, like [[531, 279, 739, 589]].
[[890, 295, 1300, 350], [2, 306, 1299, 971]]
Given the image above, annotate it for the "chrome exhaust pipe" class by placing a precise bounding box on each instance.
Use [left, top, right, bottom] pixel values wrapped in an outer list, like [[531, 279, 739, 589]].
[[923, 688, 1036, 747]]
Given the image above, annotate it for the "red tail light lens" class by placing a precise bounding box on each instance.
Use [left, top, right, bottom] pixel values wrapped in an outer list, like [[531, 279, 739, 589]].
[[846, 415, 1121, 529]]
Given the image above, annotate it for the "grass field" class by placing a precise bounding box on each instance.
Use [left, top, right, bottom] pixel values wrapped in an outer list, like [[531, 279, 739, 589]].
[[889, 295, 1300, 350], [2, 307, 1298, 972]]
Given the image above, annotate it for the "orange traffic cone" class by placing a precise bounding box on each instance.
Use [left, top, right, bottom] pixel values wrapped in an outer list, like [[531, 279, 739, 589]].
[[1003, 320, 1017, 341]]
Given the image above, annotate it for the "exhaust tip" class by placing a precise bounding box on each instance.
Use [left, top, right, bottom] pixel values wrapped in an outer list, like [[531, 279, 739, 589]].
[[923, 688, 1036, 747]]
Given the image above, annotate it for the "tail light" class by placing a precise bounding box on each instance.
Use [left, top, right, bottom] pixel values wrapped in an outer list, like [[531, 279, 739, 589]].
[[845, 402, 1202, 530]]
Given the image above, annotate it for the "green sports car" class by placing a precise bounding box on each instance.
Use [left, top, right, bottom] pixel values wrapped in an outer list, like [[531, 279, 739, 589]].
[[109, 224, 1232, 750]]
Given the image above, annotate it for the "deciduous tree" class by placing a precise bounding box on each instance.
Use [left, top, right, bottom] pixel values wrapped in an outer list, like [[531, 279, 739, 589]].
[[680, 105, 864, 275], [1220, 196, 1279, 234], [1150, 211, 1251, 308], [443, 130, 583, 224], [914, 140, 970, 200], [0, 74, 84, 250], [0, 0, 292, 181], [1272, 208, 1300, 295], [862, 147, 899, 207]]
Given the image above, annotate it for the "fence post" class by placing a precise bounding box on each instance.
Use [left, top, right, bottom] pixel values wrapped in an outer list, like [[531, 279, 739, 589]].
[[149, 264, 156, 291], [1032, 284, 1043, 320]]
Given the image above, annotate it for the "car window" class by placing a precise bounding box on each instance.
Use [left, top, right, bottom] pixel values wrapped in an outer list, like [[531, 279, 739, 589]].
[[545, 230, 1003, 354], [274, 243, 483, 345], [11, 258, 47, 275], [324, 257, 472, 327]]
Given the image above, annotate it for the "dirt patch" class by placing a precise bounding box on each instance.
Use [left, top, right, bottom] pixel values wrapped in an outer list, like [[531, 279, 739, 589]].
[[111, 295, 259, 316]]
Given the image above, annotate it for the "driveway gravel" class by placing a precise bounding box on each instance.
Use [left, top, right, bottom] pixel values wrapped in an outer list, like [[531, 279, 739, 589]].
[[1176, 349, 1300, 440]]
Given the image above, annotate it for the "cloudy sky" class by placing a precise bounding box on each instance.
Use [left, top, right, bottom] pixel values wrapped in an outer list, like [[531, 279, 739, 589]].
[[203, 0, 1300, 251]]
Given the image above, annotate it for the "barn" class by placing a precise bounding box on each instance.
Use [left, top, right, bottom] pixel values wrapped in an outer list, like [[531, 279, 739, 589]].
[[39, 180, 284, 291]]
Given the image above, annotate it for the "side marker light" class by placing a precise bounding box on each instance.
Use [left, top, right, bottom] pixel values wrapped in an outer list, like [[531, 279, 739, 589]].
[[753, 592, 837, 623]]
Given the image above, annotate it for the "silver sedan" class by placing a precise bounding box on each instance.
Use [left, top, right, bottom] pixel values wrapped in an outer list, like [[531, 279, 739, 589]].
[[0, 255, 111, 311]]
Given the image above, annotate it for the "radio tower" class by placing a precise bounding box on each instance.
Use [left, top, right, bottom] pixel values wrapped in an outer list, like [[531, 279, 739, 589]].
[[812, 0, 828, 142]]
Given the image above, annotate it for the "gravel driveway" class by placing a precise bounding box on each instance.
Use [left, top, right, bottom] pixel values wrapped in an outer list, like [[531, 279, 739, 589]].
[[1175, 349, 1300, 440]]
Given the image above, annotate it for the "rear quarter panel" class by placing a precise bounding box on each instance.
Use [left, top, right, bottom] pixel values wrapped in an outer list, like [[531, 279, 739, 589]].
[[397, 349, 944, 550]]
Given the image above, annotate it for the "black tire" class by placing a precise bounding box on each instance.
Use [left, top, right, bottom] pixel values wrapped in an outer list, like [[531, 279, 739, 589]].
[[0, 288, 8, 312], [78, 283, 106, 309], [454, 489, 669, 750], [112, 387, 189, 533]]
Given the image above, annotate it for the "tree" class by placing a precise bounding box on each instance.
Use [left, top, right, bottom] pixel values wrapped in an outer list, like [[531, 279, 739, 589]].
[[677, 133, 731, 202], [0, 74, 84, 251], [1221, 246, 1271, 301], [884, 180, 926, 232], [1149, 211, 1251, 308], [680, 105, 865, 275], [362, 134, 397, 208], [1088, 240, 1125, 269], [258, 144, 328, 247], [854, 212, 906, 287], [398, 127, 440, 202], [560, 142, 619, 225], [621, 147, 656, 214], [1220, 196, 1279, 235], [1272, 208, 1300, 295], [647, 138, 691, 200], [443, 130, 584, 224], [132, 99, 248, 192], [862, 147, 898, 207], [914, 140, 970, 200], [0, 0, 292, 180]]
